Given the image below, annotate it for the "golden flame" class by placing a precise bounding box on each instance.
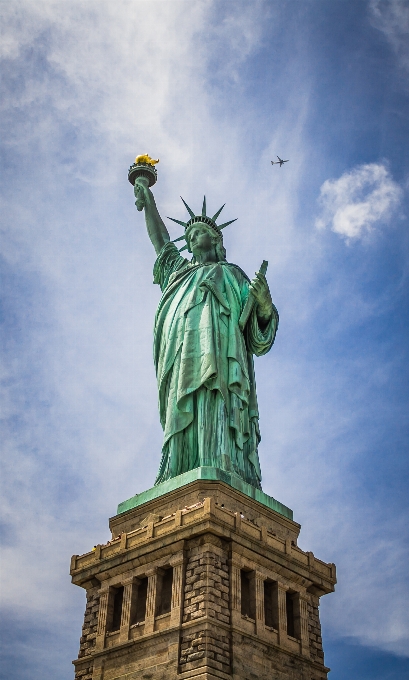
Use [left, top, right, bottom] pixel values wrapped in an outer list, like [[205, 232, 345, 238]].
[[134, 154, 159, 166]]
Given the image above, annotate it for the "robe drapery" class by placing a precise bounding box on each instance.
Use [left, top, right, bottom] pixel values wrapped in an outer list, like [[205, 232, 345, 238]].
[[153, 242, 278, 490]]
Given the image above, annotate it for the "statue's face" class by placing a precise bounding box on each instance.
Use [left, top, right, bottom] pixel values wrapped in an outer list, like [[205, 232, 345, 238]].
[[187, 223, 215, 255]]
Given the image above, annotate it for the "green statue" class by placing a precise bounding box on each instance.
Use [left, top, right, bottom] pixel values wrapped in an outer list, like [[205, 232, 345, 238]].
[[133, 172, 278, 491]]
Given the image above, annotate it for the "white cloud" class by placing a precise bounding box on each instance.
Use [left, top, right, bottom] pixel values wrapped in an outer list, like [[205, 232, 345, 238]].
[[315, 163, 403, 240], [369, 0, 409, 77]]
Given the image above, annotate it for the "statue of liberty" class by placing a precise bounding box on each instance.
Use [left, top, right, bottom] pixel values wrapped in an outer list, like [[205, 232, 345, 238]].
[[133, 162, 278, 491]]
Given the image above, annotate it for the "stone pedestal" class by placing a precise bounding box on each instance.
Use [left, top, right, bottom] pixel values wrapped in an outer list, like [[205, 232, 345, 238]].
[[71, 477, 336, 680]]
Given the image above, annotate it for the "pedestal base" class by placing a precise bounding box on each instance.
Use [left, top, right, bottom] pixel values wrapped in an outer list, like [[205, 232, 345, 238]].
[[117, 467, 293, 520], [71, 479, 336, 680]]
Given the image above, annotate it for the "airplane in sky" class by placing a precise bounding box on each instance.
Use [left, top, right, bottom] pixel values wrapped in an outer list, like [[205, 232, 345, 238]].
[[271, 156, 289, 167]]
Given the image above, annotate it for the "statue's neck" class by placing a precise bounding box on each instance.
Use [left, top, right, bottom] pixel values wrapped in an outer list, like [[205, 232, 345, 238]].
[[193, 249, 218, 265]]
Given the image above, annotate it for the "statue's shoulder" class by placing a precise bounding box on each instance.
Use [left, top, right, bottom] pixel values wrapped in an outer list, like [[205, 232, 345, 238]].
[[222, 261, 250, 284], [154, 241, 190, 289]]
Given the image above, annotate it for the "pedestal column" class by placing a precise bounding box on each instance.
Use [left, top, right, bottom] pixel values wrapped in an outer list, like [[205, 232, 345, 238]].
[[169, 553, 185, 627], [229, 553, 242, 627], [119, 577, 136, 643], [255, 571, 266, 636], [298, 594, 310, 657], [95, 587, 110, 651], [277, 582, 288, 646], [144, 567, 161, 634]]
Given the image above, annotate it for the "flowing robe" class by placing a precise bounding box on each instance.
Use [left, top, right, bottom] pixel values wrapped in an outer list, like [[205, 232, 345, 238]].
[[153, 242, 278, 489]]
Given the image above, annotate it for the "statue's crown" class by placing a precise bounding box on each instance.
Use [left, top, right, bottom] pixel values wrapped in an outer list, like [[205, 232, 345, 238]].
[[168, 196, 237, 251]]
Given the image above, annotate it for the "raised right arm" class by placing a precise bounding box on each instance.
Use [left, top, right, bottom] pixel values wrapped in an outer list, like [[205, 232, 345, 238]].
[[134, 179, 170, 256]]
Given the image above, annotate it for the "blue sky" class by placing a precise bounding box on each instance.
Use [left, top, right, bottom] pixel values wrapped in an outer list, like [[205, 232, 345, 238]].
[[1, 1, 408, 678]]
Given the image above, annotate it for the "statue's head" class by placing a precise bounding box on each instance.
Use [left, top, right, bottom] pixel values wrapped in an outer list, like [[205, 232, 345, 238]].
[[167, 196, 236, 262], [185, 221, 226, 262]]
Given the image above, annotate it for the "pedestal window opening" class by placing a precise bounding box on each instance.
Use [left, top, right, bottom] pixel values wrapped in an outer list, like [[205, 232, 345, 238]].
[[264, 579, 278, 629], [240, 569, 255, 619], [108, 586, 124, 632], [156, 567, 173, 616], [286, 591, 298, 638], [131, 577, 148, 624]]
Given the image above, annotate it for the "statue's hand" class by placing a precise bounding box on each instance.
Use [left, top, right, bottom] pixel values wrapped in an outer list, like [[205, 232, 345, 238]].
[[134, 179, 150, 212], [249, 272, 273, 323]]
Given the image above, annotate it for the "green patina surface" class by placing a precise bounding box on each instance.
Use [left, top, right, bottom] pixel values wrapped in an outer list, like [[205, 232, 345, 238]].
[[131, 177, 280, 495], [117, 466, 293, 520]]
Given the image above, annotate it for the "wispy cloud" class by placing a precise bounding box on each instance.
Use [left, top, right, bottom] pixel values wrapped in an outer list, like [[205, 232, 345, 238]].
[[315, 163, 403, 240], [369, 0, 409, 77]]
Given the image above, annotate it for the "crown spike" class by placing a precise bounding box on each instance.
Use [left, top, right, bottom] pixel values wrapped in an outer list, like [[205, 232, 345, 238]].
[[202, 196, 207, 217], [167, 217, 188, 228], [180, 197, 196, 219], [212, 204, 225, 222], [171, 235, 187, 243], [178, 244, 189, 252], [218, 218, 237, 230]]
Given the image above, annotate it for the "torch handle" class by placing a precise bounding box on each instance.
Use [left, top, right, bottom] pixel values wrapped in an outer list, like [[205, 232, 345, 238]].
[[134, 176, 149, 211]]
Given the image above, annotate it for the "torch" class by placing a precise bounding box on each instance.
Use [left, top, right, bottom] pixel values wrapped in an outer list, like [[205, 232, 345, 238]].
[[128, 154, 159, 211]]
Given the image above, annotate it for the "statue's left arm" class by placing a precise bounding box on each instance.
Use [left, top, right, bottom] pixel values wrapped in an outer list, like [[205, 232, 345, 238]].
[[246, 272, 278, 356], [249, 271, 274, 329]]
